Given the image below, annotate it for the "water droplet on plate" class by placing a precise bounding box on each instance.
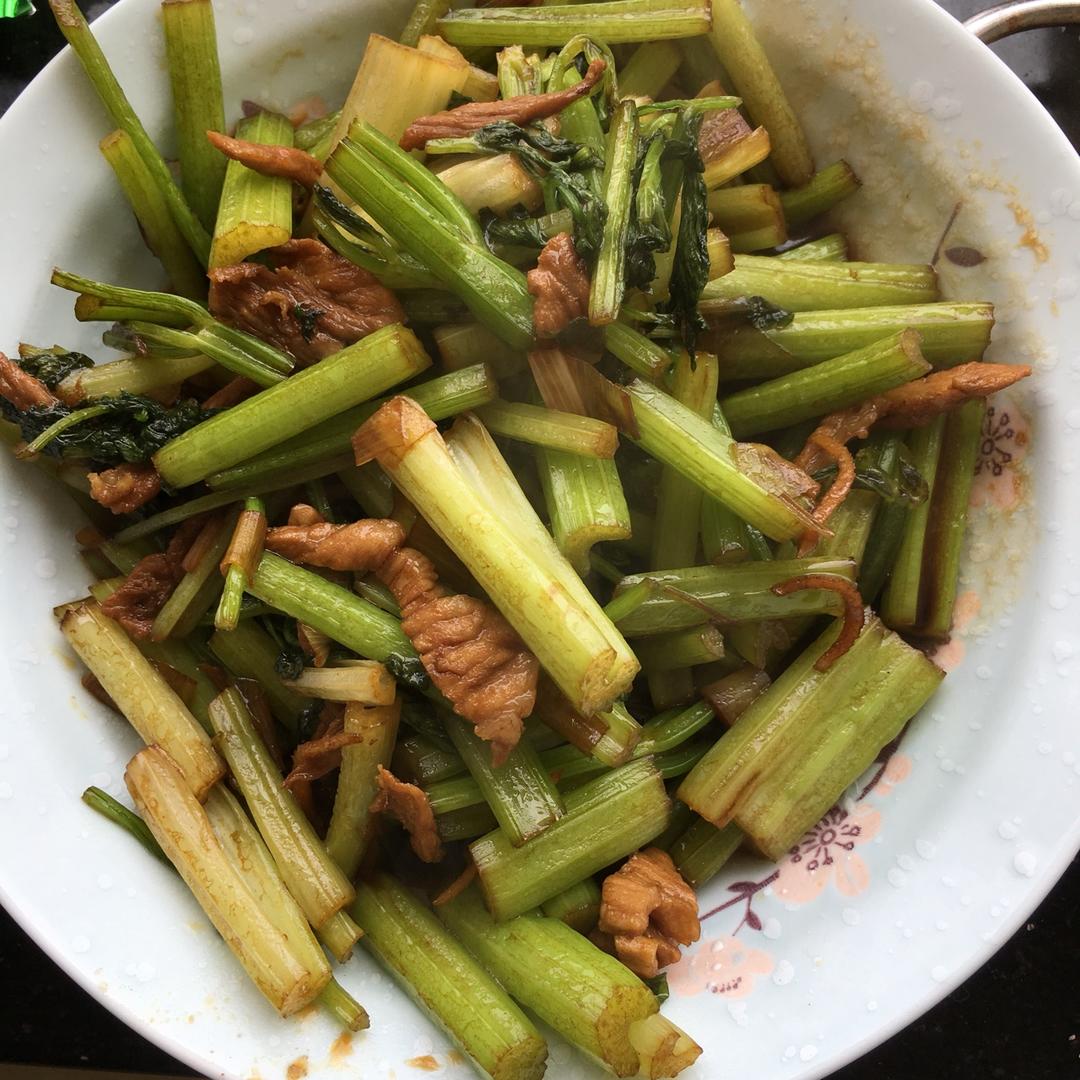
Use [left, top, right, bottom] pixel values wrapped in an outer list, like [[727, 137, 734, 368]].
[[841, 908, 859, 926], [931, 965, 949, 983], [1013, 851, 1038, 877], [799, 1045, 818, 1063], [998, 820, 1019, 840], [772, 960, 795, 986], [232, 26, 255, 45]]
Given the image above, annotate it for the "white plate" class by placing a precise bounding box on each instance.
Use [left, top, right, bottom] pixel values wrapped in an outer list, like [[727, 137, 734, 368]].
[[1, 1, 1078, 1078]]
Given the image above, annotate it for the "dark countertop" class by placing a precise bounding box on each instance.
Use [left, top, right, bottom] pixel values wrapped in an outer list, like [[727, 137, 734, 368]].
[[1, 2, 1078, 1078]]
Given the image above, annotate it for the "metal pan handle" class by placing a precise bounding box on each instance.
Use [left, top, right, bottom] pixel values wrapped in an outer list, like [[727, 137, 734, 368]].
[[965, 0, 1080, 43]]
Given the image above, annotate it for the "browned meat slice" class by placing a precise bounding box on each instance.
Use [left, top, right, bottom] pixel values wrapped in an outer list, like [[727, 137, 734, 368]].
[[399, 59, 606, 150], [100, 553, 181, 639], [797, 432, 856, 556], [283, 712, 363, 790], [527, 232, 591, 337], [599, 847, 700, 979], [265, 511, 537, 763], [369, 766, 443, 863], [287, 503, 328, 527], [208, 238, 404, 366], [265, 517, 406, 571], [796, 362, 1032, 474], [88, 462, 162, 515], [399, 588, 537, 764], [206, 130, 323, 187], [0, 352, 58, 411]]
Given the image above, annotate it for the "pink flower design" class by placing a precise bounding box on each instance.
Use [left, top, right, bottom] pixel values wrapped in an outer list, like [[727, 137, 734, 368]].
[[870, 752, 912, 798], [668, 935, 774, 999], [771, 803, 881, 906], [931, 589, 981, 673], [971, 400, 1029, 513]]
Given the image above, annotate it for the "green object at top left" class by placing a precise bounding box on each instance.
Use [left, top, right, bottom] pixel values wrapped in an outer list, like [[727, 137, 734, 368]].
[[1, 0, 35, 18]]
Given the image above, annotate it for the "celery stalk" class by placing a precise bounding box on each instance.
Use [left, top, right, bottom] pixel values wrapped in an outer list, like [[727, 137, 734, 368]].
[[880, 417, 948, 632], [590, 101, 640, 325], [48, 0, 212, 263], [125, 746, 326, 1016], [648, 350, 719, 707], [437, 0, 713, 47], [161, 0, 227, 232], [780, 160, 862, 227], [154, 324, 431, 488], [720, 329, 932, 438], [56, 352, 214, 403], [325, 700, 402, 878], [635, 626, 726, 672], [705, 0, 814, 186], [620, 41, 683, 100], [440, 886, 660, 1077], [918, 399, 985, 638], [670, 817, 743, 888], [99, 129, 206, 300], [203, 786, 335, 1001], [611, 557, 856, 636], [700, 255, 939, 311], [734, 626, 943, 858], [351, 874, 548, 1080], [248, 553, 416, 664], [470, 758, 670, 921], [536, 451, 632, 575], [540, 878, 602, 935], [776, 234, 849, 262], [208, 621, 310, 735], [479, 401, 618, 457], [206, 364, 495, 492], [208, 689, 359, 937], [58, 600, 224, 799], [625, 379, 818, 542], [445, 714, 565, 847], [325, 132, 534, 349], [208, 111, 294, 269], [711, 302, 995, 379]]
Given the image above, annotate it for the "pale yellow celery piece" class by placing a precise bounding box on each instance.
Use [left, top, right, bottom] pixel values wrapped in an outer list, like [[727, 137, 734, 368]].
[[125, 746, 322, 1016], [58, 600, 223, 799]]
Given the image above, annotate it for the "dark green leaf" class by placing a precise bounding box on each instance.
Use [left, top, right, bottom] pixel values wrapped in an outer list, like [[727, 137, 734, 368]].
[[3, 392, 213, 465], [385, 652, 431, 693], [664, 112, 710, 355], [645, 973, 670, 1003], [274, 644, 306, 681], [812, 444, 929, 506], [16, 345, 94, 389]]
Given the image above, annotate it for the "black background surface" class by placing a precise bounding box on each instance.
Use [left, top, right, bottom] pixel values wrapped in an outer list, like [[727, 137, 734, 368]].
[[1, 1, 1077, 1077]]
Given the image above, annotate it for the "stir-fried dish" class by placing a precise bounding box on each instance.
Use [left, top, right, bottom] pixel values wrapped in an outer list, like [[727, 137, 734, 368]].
[[1, 1, 1032, 1076]]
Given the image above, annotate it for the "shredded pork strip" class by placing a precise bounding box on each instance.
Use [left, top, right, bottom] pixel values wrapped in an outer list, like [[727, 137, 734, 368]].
[[206, 130, 323, 187], [797, 432, 856, 556], [283, 716, 363, 790], [795, 362, 1032, 474], [0, 352, 58, 411], [598, 848, 701, 979], [208, 238, 404, 366], [369, 766, 443, 863], [99, 516, 205, 638], [266, 512, 537, 763], [399, 58, 606, 150], [772, 575, 865, 671], [88, 462, 162, 515], [527, 232, 591, 337]]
